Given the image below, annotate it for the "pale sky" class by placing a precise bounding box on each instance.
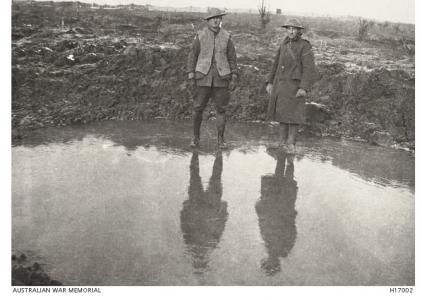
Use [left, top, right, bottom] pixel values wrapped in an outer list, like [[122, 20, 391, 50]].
[[68, 0, 415, 23]]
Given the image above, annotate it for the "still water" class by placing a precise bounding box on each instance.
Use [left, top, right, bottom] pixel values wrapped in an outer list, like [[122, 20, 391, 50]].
[[12, 120, 414, 285]]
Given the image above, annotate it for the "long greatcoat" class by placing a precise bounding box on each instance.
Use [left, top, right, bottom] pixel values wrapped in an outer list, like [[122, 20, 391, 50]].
[[266, 36, 317, 124]]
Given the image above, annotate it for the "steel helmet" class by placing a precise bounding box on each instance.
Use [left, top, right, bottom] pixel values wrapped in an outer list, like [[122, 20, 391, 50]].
[[204, 8, 227, 20], [282, 18, 305, 29]]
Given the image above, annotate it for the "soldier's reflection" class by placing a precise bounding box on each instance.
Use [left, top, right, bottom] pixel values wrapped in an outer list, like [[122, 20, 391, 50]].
[[256, 149, 297, 276], [180, 151, 228, 275]]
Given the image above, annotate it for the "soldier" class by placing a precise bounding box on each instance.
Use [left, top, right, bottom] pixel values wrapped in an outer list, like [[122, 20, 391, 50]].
[[266, 18, 317, 153], [187, 8, 239, 149]]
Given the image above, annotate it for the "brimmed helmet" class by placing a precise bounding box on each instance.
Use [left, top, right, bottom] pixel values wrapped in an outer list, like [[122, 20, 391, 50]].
[[204, 8, 227, 20], [282, 18, 304, 29]]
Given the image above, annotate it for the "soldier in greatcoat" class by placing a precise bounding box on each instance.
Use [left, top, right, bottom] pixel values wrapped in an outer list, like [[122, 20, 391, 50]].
[[266, 19, 317, 153], [187, 8, 239, 149]]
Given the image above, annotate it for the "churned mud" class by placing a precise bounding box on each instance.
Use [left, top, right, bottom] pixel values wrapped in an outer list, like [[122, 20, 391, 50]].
[[12, 251, 62, 286], [12, 2, 414, 150]]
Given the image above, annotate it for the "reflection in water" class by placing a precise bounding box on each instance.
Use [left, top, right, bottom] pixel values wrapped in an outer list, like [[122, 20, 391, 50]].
[[256, 149, 297, 276], [15, 120, 414, 189], [180, 151, 228, 276], [12, 121, 414, 285]]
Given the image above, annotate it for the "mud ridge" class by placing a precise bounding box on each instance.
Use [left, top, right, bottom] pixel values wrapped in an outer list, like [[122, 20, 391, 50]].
[[12, 2, 414, 150]]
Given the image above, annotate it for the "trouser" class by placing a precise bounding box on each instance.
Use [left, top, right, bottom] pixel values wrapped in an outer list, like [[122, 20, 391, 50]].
[[192, 86, 230, 139]]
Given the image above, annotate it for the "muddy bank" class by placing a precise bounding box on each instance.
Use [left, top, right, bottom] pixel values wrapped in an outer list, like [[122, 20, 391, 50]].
[[12, 251, 62, 286], [12, 2, 414, 150]]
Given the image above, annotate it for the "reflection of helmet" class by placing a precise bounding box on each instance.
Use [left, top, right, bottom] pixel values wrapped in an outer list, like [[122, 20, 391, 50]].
[[282, 18, 304, 29], [205, 8, 227, 20]]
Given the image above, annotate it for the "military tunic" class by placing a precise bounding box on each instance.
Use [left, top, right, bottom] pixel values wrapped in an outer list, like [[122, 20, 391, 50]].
[[187, 27, 238, 113], [187, 27, 238, 87], [266, 36, 316, 124]]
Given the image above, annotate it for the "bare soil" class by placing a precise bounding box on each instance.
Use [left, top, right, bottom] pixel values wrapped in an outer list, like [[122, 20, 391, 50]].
[[12, 2, 415, 149], [12, 251, 62, 285]]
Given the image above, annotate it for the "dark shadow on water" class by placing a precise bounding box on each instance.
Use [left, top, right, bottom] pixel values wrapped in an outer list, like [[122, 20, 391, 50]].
[[320, 143, 414, 190], [180, 151, 228, 279], [256, 148, 297, 276]]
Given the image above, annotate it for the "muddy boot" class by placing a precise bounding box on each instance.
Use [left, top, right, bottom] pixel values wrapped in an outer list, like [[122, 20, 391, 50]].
[[190, 111, 202, 147], [286, 124, 298, 153], [278, 123, 288, 149], [216, 113, 227, 149], [287, 143, 296, 154], [190, 137, 200, 148], [286, 154, 295, 166], [217, 134, 227, 149]]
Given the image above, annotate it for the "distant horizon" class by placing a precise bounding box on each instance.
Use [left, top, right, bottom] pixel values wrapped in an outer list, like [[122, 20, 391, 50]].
[[27, 0, 415, 24]]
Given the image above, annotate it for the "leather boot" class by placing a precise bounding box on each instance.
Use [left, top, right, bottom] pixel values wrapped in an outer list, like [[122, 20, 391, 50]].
[[190, 111, 202, 147], [286, 124, 298, 153], [286, 143, 296, 154], [216, 113, 227, 149], [278, 123, 288, 149]]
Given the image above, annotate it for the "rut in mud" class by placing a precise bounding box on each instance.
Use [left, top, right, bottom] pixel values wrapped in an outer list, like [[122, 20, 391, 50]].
[[12, 2, 414, 149]]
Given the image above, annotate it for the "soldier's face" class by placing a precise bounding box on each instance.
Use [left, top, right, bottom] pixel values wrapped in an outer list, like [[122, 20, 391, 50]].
[[207, 17, 222, 31], [286, 26, 300, 39]]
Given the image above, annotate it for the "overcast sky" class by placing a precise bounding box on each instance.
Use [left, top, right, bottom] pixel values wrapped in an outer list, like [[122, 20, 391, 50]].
[[69, 0, 415, 23]]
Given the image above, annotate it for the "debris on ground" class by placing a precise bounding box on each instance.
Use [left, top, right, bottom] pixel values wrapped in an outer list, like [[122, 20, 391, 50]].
[[12, 251, 62, 286], [12, 2, 414, 149]]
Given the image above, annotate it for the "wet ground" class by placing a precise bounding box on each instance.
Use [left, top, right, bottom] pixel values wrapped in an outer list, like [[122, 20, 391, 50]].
[[12, 120, 414, 285]]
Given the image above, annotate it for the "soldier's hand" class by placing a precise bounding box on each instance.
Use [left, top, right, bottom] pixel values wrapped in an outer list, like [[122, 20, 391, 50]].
[[229, 74, 238, 91], [266, 83, 273, 95], [296, 88, 307, 98]]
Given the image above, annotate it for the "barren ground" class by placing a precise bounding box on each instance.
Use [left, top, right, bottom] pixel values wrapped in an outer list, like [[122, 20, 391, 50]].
[[12, 2, 415, 149]]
